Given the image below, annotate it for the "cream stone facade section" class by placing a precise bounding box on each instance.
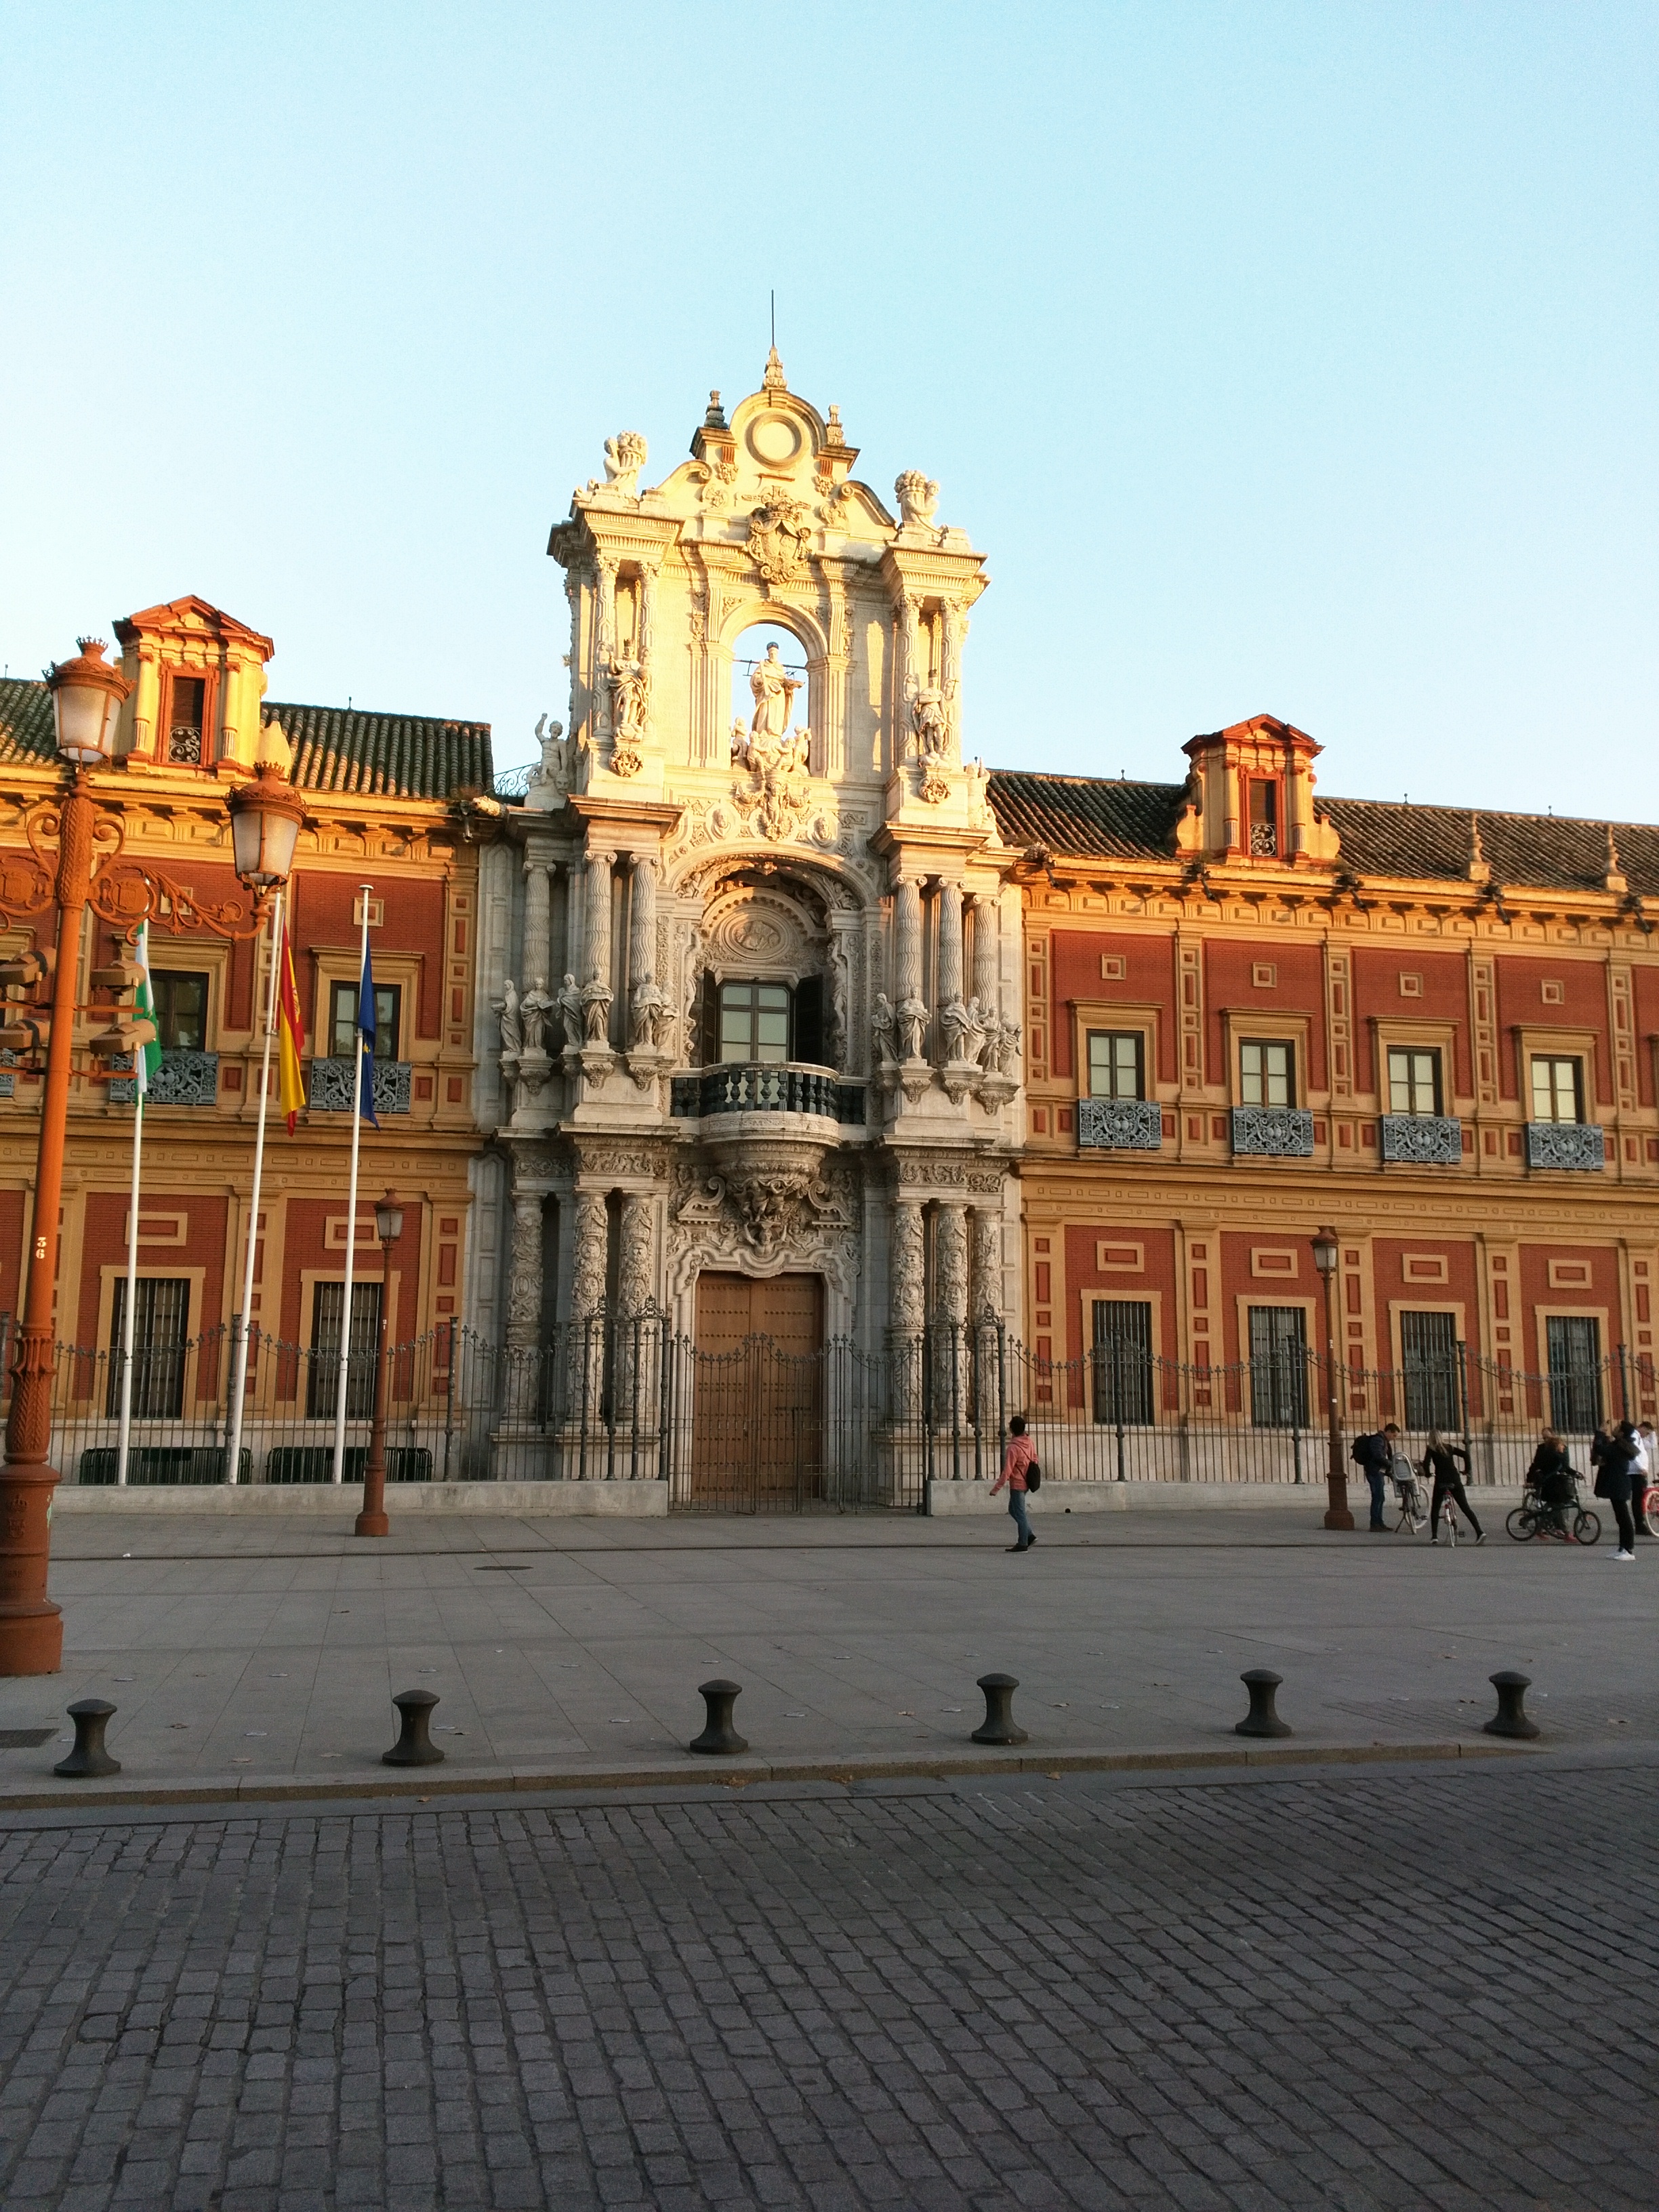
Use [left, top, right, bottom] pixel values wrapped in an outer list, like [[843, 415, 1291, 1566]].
[[467, 357, 1023, 1399]]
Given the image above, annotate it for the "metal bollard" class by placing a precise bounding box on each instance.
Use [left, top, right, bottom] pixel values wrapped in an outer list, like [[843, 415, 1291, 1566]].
[[383, 1688, 445, 1767], [1483, 1670, 1540, 1740], [689, 1679, 747, 1755], [971, 1673, 1027, 1745], [1235, 1668, 1292, 1739], [54, 1699, 121, 1778]]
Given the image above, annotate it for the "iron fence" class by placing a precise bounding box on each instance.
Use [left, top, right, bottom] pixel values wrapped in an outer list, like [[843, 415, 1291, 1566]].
[[0, 1307, 1649, 1509]]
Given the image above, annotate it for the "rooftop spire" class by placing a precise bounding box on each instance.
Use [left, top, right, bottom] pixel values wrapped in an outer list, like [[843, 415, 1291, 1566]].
[[1467, 813, 1490, 884]]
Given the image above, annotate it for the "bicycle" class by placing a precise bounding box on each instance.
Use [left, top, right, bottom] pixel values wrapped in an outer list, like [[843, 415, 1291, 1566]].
[[1505, 1473, 1601, 1546], [1391, 1469, 1429, 1534]]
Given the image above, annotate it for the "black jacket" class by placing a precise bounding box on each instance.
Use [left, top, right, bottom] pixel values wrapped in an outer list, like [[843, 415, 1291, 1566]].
[[1596, 1432, 1640, 1503], [1425, 1441, 1467, 1487], [1353, 1432, 1393, 1477]]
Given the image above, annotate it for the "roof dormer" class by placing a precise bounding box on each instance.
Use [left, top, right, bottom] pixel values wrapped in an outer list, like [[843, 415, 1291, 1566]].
[[110, 596, 275, 778], [1176, 714, 1341, 867]]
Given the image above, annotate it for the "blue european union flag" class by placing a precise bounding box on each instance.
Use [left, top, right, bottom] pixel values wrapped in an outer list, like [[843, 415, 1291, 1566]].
[[357, 943, 380, 1129]]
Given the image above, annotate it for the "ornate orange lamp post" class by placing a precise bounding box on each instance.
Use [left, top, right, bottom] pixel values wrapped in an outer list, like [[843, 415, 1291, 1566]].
[[1311, 1226, 1355, 1531], [0, 640, 300, 1675], [354, 1191, 403, 1539]]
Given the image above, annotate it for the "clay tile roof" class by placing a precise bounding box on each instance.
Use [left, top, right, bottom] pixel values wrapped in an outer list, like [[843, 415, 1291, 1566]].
[[263, 701, 493, 801], [987, 769, 1189, 859], [0, 677, 56, 765], [1319, 796, 1659, 896]]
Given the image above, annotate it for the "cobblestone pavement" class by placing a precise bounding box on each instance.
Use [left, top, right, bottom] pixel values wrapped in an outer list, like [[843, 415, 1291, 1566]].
[[1, 1757, 1654, 2211]]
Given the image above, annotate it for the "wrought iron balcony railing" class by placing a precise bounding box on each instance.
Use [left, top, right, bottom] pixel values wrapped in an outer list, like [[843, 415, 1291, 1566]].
[[1525, 1121, 1605, 1172], [1230, 1105, 1315, 1158], [308, 1057, 413, 1116], [1379, 1113, 1463, 1165], [108, 1050, 220, 1107], [670, 1061, 867, 1126], [1078, 1097, 1162, 1151]]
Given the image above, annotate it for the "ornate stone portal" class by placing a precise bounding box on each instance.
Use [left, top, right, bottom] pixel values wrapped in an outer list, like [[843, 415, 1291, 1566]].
[[470, 354, 1023, 1446]]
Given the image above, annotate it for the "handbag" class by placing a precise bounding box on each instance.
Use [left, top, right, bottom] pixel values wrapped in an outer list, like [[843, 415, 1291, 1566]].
[[1025, 1461, 1042, 1492]]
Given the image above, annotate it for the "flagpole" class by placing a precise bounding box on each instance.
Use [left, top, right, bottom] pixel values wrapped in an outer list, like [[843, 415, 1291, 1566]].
[[114, 1052, 144, 1490], [331, 884, 373, 1485], [224, 887, 283, 1487]]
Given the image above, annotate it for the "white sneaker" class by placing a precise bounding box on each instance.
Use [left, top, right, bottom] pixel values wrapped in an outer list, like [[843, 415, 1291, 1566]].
[[1614, 1549, 1634, 1561]]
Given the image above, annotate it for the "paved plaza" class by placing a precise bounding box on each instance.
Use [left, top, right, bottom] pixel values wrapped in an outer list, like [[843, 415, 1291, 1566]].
[[1, 1504, 1655, 1800], [0, 1755, 1654, 2211]]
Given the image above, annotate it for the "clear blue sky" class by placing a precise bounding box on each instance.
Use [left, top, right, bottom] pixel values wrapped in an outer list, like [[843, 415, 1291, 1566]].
[[3, 3, 1654, 816]]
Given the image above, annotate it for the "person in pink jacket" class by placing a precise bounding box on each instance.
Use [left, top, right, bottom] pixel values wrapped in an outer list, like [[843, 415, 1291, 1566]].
[[990, 1415, 1038, 1551]]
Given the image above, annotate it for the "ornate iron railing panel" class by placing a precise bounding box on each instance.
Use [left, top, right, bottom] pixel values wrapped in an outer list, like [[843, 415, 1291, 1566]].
[[1525, 1121, 1605, 1172], [109, 1049, 220, 1108], [1077, 1097, 1162, 1151], [1229, 1106, 1315, 1157], [670, 1061, 865, 1126], [1379, 1113, 1462, 1165], [308, 1057, 413, 1115]]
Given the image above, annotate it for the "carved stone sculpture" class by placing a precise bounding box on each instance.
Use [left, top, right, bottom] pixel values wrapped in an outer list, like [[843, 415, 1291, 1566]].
[[532, 714, 569, 792], [581, 981, 614, 1046], [996, 1018, 1021, 1076], [941, 997, 973, 1065], [506, 1193, 544, 1349], [896, 996, 928, 1061], [749, 642, 801, 741], [630, 976, 671, 1051], [747, 497, 813, 584], [557, 973, 585, 1052], [600, 430, 647, 495], [871, 991, 897, 1066], [935, 1205, 968, 1324], [911, 685, 949, 759], [518, 976, 552, 1056], [617, 1196, 653, 1315], [571, 1192, 608, 1317], [498, 978, 523, 1059], [894, 470, 939, 526], [608, 657, 649, 776]]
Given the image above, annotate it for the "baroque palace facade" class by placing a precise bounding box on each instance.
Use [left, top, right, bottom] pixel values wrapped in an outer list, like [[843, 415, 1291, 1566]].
[[3, 356, 1656, 1493]]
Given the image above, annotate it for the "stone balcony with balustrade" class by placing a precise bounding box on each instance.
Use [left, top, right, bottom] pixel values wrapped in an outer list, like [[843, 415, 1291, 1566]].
[[670, 1061, 868, 1137]]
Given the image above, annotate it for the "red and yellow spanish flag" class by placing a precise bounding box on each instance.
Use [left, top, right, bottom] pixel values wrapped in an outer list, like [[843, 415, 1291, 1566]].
[[276, 918, 306, 1133]]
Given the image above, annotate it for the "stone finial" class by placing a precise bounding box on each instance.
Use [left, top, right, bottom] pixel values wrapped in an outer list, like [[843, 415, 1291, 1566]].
[[895, 471, 940, 527], [762, 346, 787, 392], [1467, 813, 1490, 884], [1606, 823, 1627, 895], [705, 389, 726, 428]]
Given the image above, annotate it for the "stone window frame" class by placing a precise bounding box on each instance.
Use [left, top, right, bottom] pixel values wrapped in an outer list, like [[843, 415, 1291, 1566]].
[[91, 1264, 209, 1410], [311, 951, 423, 1065], [1368, 1016, 1458, 1115], [1223, 1010, 1311, 1110], [1530, 1300, 1610, 1387], [1069, 999, 1162, 1106], [1513, 1023, 1600, 1124], [141, 941, 229, 1057]]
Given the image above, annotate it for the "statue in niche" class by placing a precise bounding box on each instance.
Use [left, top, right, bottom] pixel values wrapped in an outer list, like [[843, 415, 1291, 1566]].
[[557, 972, 585, 1052], [894, 470, 940, 527], [630, 976, 671, 1052], [896, 996, 928, 1061], [581, 980, 614, 1045], [498, 979, 523, 1058], [608, 657, 649, 776], [518, 977, 553, 1054], [941, 997, 974, 1065], [749, 641, 801, 743], [871, 992, 897, 1066], [911, 684, 949, 760]]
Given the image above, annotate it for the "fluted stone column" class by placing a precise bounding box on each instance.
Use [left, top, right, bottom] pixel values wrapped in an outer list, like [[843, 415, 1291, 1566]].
[[895, 877, 926, 1061], [970, 895, 999, 1023], [582, 846, 616, 1047], [627, 853, 657, 1050], [522, 853, 554, 993], [937, 881, 964, 1010]]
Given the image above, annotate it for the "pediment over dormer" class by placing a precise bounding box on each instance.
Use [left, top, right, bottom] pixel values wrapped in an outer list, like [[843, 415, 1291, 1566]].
[[110, 595, 274, 774]]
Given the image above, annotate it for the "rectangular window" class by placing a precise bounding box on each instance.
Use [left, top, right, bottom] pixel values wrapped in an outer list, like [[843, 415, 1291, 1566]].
[[1248, 779, 1277, 857], [330, 981, 401, 1061], [1400, 1309, 1459, 1431], [1248, 1305, 1307, 1429], [1086, 1031, 1143, 1101], [151, 970, 209, 1053], [167, 674, 206, 764], [1240, 1038, 1294, 1107], [106, 1277, 190, 1420], [307, 1279, 384, 1420], [1545, 1313, 1602, 1435], [1387, 1046, 1441, 1116], [1530, 1055, 1581, 1124], [718, 980, 791, 1065], [1090, 1300, 1153, 1426]]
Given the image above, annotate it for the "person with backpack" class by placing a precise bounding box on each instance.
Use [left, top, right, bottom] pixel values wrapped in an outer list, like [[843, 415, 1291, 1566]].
[[1350, 1424, 1397, 1531], [989, 1414, 1038, 1551]]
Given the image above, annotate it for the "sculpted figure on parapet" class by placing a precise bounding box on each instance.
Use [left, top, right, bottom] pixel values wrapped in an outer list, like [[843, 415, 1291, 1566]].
[[749, 641, 801, 742]]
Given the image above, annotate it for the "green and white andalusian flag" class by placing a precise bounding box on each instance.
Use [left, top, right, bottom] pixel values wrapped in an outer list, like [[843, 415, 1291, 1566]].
[[132, 920, 163, 1097]]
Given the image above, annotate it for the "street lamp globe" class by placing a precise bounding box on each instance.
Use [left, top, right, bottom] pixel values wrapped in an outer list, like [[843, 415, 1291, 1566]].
[[1311, 1228, 1340, 1276], [45, 638, 131, 767], [374, 1191, 405, 1248], [227, 760, 306, 889]]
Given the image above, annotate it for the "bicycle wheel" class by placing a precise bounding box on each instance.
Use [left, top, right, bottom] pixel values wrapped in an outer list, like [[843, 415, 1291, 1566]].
[[1506, 1507, 1536, 1541], [1574, 1509, 1601, 1546]]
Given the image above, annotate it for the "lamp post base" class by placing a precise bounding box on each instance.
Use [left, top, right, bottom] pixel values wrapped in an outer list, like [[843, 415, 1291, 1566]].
[[0, 1461, 66, 1675], [1324, 1484, 1355, 1531], [353, 1508, 390, 1538], [0, 1601, 65, 1675]]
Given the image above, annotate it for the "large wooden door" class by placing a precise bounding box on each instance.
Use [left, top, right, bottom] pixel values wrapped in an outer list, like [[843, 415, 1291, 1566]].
[[690, 1273, 825, 1508]]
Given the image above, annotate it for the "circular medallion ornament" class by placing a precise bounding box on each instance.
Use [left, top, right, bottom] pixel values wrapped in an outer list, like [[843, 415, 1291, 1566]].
[[747, 413, 804, 466]]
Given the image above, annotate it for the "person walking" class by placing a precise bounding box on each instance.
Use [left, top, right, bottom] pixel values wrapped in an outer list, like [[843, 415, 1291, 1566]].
[[1423, 1429, 1483, 1543], [1351, 1424, 1397, 1531], [1595, 1418, 1641, 1560], [990, 1415, 1037, 1552]]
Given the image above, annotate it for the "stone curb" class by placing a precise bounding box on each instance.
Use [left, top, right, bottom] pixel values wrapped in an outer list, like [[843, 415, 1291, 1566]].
[[0, 1735, 1539, 1815]]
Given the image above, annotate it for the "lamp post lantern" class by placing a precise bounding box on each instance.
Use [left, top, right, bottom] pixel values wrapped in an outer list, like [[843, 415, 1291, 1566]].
[[0, 642, 300, 1674], [1311, 1226, 1353, 1530], [354, 1191, 403, 1539]]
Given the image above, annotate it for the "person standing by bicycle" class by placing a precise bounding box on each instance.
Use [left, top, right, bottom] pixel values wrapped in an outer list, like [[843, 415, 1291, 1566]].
[[1424, 1429, 1483, 1544], [1594, 1419, 1642, 1560]]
